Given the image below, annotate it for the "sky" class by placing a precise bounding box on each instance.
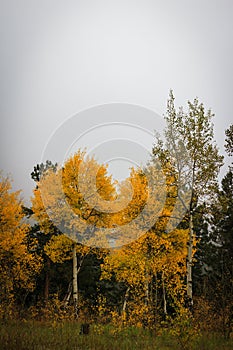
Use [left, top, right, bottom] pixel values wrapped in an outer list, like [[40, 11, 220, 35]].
[[1, 0, 233, 205]]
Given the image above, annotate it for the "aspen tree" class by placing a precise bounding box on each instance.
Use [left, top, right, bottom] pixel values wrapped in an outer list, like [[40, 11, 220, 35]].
[[152, 91, 223, 307]]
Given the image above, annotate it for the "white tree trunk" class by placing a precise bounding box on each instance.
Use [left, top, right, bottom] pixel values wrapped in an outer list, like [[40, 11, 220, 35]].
[[187, 212, 194, 308], [72, 244, 78, 317], [162, 271, 167, 316], [63, 281, 72, 307], [145, 270, 149, 306], [122, 286, 130, 313]]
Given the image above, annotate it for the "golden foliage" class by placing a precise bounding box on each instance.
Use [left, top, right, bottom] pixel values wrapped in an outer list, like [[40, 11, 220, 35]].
[[0, 174, 41, 313], [31, 150, 195, 323]]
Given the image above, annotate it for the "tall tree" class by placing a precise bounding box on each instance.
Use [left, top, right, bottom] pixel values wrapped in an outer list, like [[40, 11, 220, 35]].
[[0, 174, 41, 315], [101, 166, 189, 325], [152, 91, 223, 307], [192, 125, 233, 305], [31, 150, 116, 315], [30, 161, 59, 301], [207, 167, 233, 337]]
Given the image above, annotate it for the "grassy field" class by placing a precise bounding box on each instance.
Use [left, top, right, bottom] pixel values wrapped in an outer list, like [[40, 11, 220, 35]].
[[0, 320, 232, 350]]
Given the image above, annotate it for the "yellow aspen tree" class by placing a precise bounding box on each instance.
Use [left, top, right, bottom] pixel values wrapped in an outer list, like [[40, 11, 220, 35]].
[[0, 174, 41, 315], [101, 166, 189, 325], [31, 150, 116, 313], [152, 91, 223, 308]]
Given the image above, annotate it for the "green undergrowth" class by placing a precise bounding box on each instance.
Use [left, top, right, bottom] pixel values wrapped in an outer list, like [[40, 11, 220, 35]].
[[0, 320, 232, 350]]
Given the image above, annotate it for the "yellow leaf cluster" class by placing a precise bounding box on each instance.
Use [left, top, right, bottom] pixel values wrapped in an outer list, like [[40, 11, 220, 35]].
[[0, 174, 41, 304]]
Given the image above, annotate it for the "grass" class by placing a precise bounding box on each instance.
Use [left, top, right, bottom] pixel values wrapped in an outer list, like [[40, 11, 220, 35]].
[[0, 320, 232, 350]]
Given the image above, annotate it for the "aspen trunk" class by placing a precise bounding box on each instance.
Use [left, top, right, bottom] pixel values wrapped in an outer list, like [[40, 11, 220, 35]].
[[122, 287, 130, 313], [44, 256, 50, 301], [187, 212, 194, 308], [155, 272, 158, 310], [72, 244, 78, 318], [145, 270, 150, 306], [63, 281, 72, 307], [162, 271, 167, 316]]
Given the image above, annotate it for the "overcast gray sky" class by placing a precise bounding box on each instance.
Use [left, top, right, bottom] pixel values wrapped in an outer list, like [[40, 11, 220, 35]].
[[1, 0, 232, 205]]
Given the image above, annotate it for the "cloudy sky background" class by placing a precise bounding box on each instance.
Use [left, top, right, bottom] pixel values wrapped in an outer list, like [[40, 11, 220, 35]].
[[1, 0, 232, 204]]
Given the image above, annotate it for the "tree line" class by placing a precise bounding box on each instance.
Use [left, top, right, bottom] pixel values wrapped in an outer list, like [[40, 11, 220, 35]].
[[0, 92, 232, 337]]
